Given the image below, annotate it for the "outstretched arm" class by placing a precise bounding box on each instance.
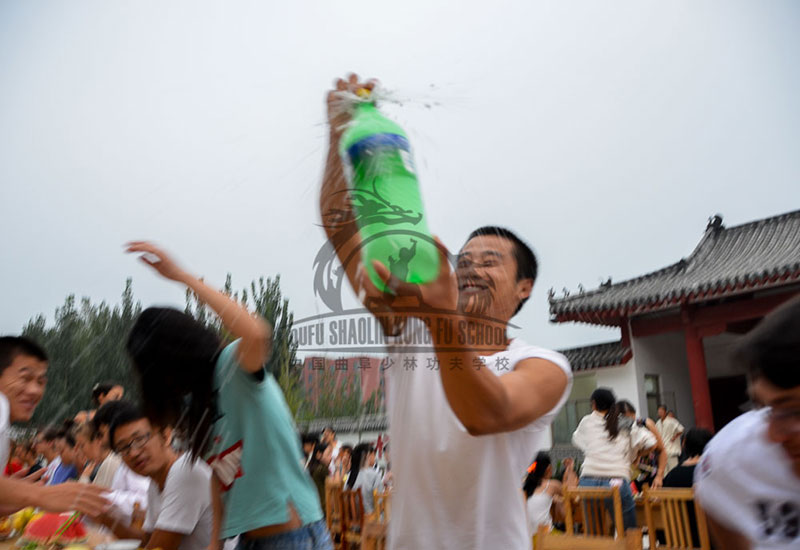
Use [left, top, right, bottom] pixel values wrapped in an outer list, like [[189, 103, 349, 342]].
[[126, 242, 272, 373], [0, 476, 109, 516], [643, 418, 667, 488], [319, 74, 370, 294], [319, 74, 404, 336]]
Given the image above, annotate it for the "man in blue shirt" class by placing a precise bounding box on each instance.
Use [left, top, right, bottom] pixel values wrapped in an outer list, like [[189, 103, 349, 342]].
[[49, 431, 79, 485]]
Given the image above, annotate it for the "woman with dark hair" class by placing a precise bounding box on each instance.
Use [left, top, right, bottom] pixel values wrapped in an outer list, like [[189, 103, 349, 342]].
[[571, 388, 657, 530], [523, 452, 576, 536], [125, 241, 330, 550], [663, 427, 712, 488], [347, 443, 383, 515], [617, 399, 667, 490]]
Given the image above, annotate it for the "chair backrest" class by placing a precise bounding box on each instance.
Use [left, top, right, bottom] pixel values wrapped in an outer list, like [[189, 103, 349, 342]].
[[642, 487, 711, 550], [373, 489, 392, 524], [342, 488, 366, 534], [563, 486, 625, 537], [535, 525, 643, 550], [325, 477, 343, 532]]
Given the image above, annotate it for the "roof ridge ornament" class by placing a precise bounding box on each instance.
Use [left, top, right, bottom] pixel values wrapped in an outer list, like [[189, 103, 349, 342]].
[[706, 214, 724, 232]]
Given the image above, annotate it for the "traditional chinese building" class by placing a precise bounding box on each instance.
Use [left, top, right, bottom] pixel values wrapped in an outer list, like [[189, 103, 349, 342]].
[[549, 210, 800, 432]]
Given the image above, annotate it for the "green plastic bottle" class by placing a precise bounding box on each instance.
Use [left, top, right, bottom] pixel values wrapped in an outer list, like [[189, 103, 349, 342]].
[[340, 95, 439, 293]]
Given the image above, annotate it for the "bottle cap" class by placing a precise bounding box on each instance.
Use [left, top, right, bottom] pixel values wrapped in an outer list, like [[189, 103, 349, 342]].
[[356, 88, 371, 99]]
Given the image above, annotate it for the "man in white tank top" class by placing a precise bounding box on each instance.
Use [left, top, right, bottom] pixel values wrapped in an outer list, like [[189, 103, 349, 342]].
[[321, 74, 573, 550]]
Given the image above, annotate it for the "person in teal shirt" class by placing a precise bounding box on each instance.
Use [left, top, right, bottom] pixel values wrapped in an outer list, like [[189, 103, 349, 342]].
[[125, 241, 331, 550]]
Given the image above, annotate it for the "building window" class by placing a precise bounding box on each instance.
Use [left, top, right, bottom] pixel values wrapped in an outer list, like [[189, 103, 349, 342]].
[[645, 374, 660, 420]]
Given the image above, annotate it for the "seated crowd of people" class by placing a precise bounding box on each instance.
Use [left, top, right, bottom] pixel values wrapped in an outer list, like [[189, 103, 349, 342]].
[[524, 396, 713, 542], [302, 427, 392, 519]]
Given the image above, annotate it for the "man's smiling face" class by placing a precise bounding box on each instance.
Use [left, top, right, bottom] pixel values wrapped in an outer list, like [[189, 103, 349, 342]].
[[0, 353, 47, 423], [456, 234, 531, 321]]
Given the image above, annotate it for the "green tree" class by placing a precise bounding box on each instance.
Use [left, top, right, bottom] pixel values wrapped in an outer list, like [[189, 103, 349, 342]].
[[21, 279, 142, 426], [309, 362, 367, 418]]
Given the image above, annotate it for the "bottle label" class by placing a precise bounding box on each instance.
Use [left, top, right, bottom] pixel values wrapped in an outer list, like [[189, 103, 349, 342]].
[[346, 133, 416, 176]]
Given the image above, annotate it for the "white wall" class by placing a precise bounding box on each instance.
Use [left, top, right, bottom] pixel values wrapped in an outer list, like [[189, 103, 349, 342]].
[[630, 331, 696, 427], [595, 359, 640, 411]]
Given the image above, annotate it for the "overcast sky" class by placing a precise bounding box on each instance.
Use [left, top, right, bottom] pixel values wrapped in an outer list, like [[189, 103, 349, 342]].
[[1, 0, 798, 352]]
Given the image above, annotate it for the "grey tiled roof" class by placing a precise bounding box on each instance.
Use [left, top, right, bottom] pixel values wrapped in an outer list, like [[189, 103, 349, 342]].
[[559, 340, 631, 371], [550, 211, 800, 324]]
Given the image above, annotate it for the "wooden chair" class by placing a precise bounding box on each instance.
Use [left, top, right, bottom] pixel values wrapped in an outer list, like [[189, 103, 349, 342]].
[[641, 487, 711, 550], [534, 525, 643, 550], [363, 490, 391, 550], [341, 488, 365, 548], [325, 478, 345, 549], [372, 489, 391, 523], [564, 486, 625, 537]]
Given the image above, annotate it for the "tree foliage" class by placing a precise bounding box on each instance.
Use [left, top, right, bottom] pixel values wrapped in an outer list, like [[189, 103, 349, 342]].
[[18, 275, 382, 428], [21, 279, 142, 426]]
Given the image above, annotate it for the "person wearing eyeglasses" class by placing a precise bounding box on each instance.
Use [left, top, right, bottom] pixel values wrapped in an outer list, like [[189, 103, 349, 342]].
[[96, 400, 213, 550], [694, 296, 800, 550], [90, 399, 150, 525]]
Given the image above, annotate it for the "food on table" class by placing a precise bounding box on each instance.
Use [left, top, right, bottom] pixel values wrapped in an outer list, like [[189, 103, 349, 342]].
[[17, 513, 88, 549], [0, 516, 12, 538], [11, 508, 37, 532]]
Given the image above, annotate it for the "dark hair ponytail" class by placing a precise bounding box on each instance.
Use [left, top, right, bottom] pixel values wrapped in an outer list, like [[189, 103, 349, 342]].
[[127, 307, 222, 459], [347, 443, 373, 489], [591, 388, 619, 440], [523, 451, 552, 498]]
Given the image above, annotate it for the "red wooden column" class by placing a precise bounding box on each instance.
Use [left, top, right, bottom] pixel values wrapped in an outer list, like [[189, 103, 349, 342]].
[[684, 326, 714, 430]]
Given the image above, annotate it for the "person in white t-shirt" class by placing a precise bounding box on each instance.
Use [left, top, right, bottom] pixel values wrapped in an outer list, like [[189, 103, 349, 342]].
[[655, 405, 684, 473], [694, 295, 800, 550], [0, 336, 109, 517], [572, 388, 657, 531], [91, 400, 151, 524], [96, 401, 213, 550], [321, 74, 573, 550]]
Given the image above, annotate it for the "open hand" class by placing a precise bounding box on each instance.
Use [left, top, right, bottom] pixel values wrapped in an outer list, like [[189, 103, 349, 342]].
[[125, 241, 187, 282], [355, 237, 457, 317], [41, 482, 110, 516], [651, 475, 664, 490]]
